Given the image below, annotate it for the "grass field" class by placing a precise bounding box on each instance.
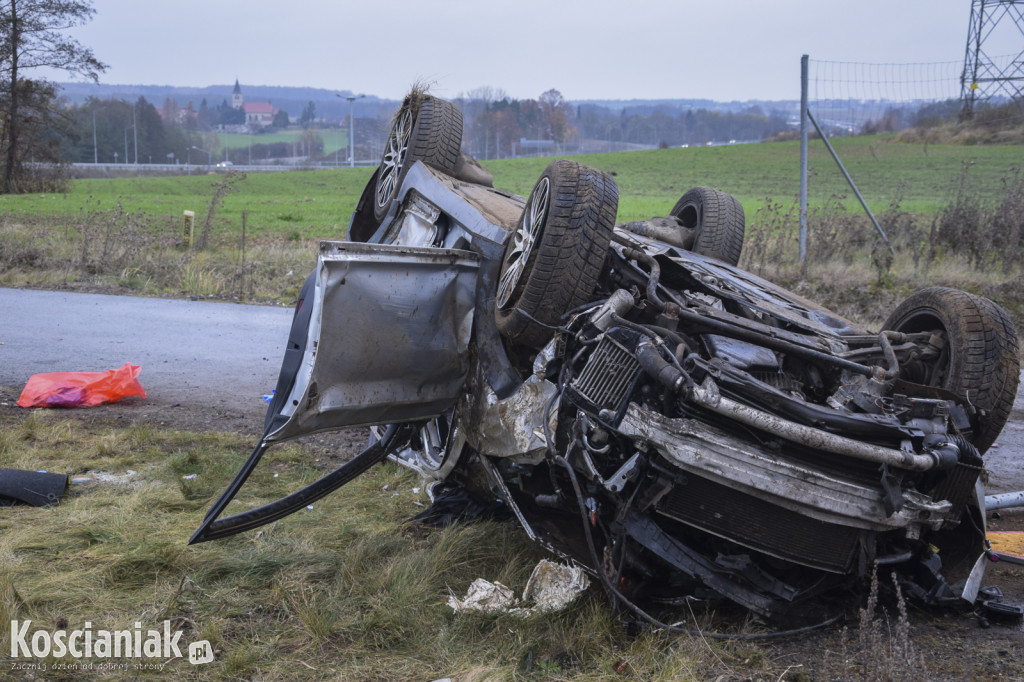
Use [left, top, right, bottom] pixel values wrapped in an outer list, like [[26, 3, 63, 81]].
[[487, 135, 1024, 222], [0, 169, 374, 240], [0, 135, 1021, 237]]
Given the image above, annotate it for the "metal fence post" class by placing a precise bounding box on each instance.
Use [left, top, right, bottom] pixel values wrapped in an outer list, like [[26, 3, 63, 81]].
[[799, 54, 809, 264]]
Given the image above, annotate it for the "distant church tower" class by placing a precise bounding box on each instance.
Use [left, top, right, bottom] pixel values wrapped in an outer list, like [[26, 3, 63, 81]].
[[232, 79, 243, 110]]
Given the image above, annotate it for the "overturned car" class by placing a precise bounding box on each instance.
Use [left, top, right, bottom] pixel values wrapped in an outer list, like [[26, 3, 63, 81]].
[[193, 94, 1021, 623]]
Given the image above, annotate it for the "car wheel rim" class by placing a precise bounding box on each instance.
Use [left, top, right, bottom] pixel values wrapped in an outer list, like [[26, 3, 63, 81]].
[[497, 176, 549, 309], [376, 109, 412, 210]]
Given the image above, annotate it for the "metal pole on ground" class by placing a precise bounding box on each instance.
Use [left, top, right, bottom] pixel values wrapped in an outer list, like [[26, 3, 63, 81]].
[[987, 491, 1024, 511]]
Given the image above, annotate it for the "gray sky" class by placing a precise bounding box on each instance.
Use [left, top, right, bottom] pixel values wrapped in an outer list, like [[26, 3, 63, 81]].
[[40, 0, 1009, 102]]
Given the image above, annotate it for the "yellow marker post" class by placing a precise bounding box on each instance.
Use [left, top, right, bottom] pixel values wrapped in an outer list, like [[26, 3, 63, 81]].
[[182, 210, 195, 248]]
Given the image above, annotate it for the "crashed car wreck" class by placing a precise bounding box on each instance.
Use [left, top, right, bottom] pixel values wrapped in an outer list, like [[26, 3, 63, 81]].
[[192, 93, 1022, 625]]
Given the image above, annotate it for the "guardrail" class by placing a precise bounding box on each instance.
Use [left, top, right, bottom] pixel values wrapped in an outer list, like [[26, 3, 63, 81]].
[[70, 161, 377, 175]]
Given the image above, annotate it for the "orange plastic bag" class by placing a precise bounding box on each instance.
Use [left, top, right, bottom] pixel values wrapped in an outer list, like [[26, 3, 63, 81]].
[[17, 363, 147, 408]]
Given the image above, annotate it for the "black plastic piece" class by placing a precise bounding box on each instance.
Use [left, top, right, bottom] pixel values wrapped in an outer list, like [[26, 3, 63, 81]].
[[0, 468, 68, 507], [190, 425, 407, 543], [879, 462, 906, 516], [263, 269, 317, 435], [978, 601, 1024, 621], [623, 511, 786, 618]]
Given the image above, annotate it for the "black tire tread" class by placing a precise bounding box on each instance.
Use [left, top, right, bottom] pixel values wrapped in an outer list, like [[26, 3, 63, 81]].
[[882, 286, 1020, 453], [373, 96, 463, 223], [408, 97, 463, 174], [496, 160, 618, 349], [671, 187, 745, 265]]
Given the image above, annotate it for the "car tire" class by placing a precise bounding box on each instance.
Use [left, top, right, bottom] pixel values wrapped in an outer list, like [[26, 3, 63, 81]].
[[670, 187, 745, 265], [882, 286, 1020, 453], [495, 159, 618, 349], [372, 95, 463, 223]]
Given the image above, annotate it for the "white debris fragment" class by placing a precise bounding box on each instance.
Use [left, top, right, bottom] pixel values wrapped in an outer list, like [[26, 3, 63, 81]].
[[446, 578, 516, 614], [447, 561, 590, 616], [522, 559, 590, 613], [70, 470, 143, 487]]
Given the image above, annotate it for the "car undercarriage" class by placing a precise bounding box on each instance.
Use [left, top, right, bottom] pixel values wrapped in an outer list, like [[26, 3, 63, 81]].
[[192, 93, 1022, 628]]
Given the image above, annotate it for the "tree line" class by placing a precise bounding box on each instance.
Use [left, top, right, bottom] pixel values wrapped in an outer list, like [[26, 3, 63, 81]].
[[454, 87, 793, 159]]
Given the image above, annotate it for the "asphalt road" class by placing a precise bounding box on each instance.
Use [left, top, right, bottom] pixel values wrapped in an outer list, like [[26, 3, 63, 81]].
[[0, 288, 293, 422], [1, 286, 1021, 491]]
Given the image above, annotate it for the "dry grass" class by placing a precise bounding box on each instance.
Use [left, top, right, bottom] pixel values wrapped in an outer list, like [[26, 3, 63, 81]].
[[0, 411, 798, 680], [0, 209, 314, 305], [739, 167, 1024, 341]]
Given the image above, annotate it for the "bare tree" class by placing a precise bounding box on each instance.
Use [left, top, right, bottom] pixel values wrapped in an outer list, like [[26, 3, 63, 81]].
[[539, 89, 575, 144], [0, 0, 105, 193]]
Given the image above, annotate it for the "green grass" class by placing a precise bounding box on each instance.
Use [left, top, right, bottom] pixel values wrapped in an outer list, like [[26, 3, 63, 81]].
[[0, 169, 374, 239], [1, 135, 1020, 237], [485, 135, 1024, 222]]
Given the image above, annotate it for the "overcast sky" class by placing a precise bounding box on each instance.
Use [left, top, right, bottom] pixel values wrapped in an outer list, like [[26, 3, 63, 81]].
[[39, 0, 1014, 102]]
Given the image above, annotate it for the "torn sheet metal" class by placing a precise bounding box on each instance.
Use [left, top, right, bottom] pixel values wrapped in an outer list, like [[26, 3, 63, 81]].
[[463, 373, 558, 461], [268, 242, 479, 442]]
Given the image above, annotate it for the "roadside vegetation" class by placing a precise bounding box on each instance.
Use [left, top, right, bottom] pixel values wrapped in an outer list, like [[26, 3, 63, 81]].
[[0, 134, 1021, 335], [0, 411, 791, 680], [7, 410, 1004, 680]]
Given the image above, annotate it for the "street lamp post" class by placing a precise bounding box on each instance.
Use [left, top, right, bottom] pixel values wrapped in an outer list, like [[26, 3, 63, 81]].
[[132, 103, 138, 164], [190, 145, 212, 165], [338, 93, 365, 168]]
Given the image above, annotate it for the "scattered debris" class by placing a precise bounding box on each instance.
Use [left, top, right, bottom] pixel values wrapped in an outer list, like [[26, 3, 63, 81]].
[[447, 578, 517, 614], [447, 561, 590, 616], [989, 532, 1024, 566], [70, 470, 141, 487], [522, 560, 590, 613]]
